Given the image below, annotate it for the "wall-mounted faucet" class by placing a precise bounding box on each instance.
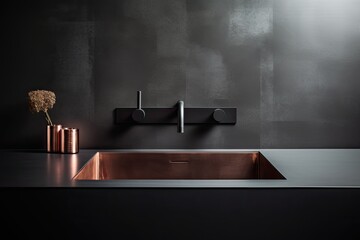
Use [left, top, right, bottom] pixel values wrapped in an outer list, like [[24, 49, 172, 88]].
[[114, 91, 237, 131], [177, 100, 184, 133]]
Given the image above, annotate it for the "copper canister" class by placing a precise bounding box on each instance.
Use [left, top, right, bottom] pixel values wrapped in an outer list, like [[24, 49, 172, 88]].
[[60, 128, 79, 154], [46, 124, 62, 153]]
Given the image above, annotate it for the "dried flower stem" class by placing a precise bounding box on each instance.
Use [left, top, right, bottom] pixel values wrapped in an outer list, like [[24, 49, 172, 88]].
[[44, 111, 53, 126]]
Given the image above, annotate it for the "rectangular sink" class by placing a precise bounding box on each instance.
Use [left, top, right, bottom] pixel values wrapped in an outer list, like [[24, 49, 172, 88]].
[[73, 151, 285, 180]]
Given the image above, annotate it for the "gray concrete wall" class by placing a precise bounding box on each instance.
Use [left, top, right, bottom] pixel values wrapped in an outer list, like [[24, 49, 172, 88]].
[[1, 0, 360, 149]]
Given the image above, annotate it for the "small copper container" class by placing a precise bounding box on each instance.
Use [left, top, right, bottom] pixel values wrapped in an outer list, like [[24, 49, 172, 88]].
[[60, 128, 79, 154], [47, 124, 62, 153]]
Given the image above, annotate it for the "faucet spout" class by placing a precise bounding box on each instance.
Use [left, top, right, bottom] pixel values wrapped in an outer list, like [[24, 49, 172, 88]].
[[177, 100, 184, 133]]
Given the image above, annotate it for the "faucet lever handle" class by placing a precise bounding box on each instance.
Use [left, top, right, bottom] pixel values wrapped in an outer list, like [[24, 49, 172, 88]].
[[137, 90, 142, 109], [132, 91, 146, 122]]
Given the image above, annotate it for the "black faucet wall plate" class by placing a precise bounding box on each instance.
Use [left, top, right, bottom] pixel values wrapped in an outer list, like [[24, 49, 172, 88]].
[[114, 107, 236, 124]]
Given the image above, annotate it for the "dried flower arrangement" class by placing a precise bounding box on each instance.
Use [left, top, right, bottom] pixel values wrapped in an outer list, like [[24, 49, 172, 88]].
[[28, 90, 56, 126]]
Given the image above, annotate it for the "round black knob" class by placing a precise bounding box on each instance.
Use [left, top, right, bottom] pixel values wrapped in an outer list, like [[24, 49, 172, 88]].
[[132, 109, 145, 122], [213, 109, 226, 122]]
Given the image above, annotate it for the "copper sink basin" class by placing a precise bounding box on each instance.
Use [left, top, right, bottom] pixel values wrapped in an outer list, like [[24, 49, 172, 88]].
[[73, 151, 285, 180]]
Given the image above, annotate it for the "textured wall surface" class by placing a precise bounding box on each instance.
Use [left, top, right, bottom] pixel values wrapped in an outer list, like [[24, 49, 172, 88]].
[[1, 0, 360, 149], [262, 0, 360, 148]]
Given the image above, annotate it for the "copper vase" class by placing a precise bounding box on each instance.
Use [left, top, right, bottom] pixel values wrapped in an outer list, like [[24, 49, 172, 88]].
[[60, 128, 79, 154], [46, 124, 62, 153]]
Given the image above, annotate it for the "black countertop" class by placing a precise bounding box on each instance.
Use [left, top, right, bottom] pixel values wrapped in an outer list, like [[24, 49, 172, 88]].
[[1, 149, 360, 188]]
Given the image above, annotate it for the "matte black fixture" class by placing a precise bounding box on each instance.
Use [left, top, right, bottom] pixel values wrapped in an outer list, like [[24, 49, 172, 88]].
[[114, 91, 237, 130], [131, 91, 145, 122], [177, 100, 184, 133], [213, 108, 226, 122]]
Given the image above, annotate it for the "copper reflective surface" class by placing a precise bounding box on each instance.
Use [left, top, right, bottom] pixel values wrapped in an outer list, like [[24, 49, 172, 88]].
[[60, 128, 79, 154], [46, 124, 62, 153], [73, 151, 285, 180]]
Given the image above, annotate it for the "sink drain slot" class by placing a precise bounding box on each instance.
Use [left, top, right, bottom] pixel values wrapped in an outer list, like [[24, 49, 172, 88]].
[[169, 160, 189, 164]]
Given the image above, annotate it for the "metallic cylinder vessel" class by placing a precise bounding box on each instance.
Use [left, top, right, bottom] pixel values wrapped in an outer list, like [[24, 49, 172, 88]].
[[46, 124, 62, 153], [60, 128, 79, 154]]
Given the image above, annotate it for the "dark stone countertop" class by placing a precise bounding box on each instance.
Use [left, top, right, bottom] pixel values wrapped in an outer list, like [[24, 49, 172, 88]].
[[1, 149, 360, 188]]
